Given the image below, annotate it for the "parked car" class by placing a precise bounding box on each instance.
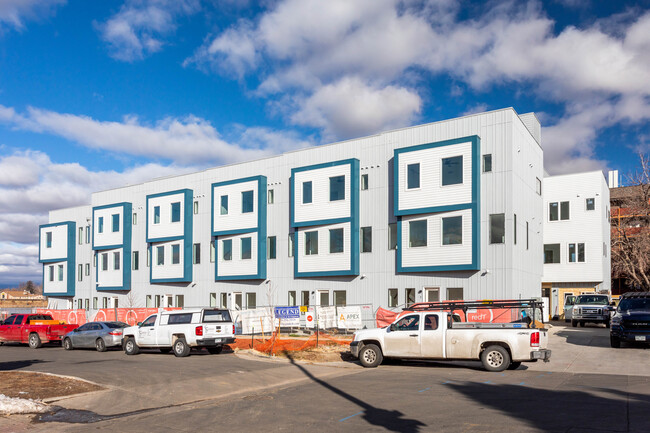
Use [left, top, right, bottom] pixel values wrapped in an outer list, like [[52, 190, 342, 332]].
[[0, 314, 79, 348], [610, 292, 650, 348], [570, 294, 612, 327], [122, 308, 235, 357], [62, 321, 129, 352]]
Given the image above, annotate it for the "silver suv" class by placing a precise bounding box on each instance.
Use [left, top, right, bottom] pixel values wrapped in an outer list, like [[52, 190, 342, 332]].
[[570, 295, 612, 328]]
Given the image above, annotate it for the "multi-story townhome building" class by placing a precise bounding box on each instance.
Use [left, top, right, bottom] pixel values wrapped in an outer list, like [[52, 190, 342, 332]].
[[542, 171, 611, 318], [39, 108, 544, 311]]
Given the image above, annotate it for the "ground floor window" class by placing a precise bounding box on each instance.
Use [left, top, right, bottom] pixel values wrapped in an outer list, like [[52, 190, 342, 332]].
[[388, 288, 398, 307], [175, 295, 184, 308], [301, 290, 309, 306], [288, 291, 297, 306], [447, 287, 463, 300], [334, 290, 346, 306], [405, 288, 415, 306], [246, 293, 256, 309], [209, 293, 216, 307]]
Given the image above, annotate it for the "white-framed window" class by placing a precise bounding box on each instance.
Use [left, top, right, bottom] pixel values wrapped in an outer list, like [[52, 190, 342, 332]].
[[305, 231, 318, 255], [442, 216, 462, 245], [388, 288, 398, 308], [170, 202, 181, 222], [329, 175, 345, 201], [220, 195, 228, 215], [407, 163, 420, 189], [329, 229, 344, 254], [586, 198, 595, 211], [549, 201, 570, 221], [242, 191, 254, 213], [241, 237, 252, 260], [102, 253, 108, 271], [172, 244, 180, 264], [441, 155, 463, 186], [302, 181, 312, 204], [568, 243, 585, 263], [113, 251, 120, 270], [409, 220, 427, 247], [156, 246, 164, 266], [222, 239, 232, 261]]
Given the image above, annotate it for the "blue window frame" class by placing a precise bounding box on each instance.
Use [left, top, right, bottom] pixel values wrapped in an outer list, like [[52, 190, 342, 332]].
[[46, 232, 52, 248], [329, 228, 343, 253], [112, 214, 119, 232], [171, 202, 181, 222], [407, 163, 420, 189], [222, 239, 232, 261], [220, 195, 228, 215], [303, 181, 312, 204], [442, 156, 463, 186], [172, 244, 180, 264], [329, 175, 345, 201], [241, 237, 252, 260], [242, 191, 254, 213], [98, 217, 104, 233], [154, 206, 160, 224], [409, 220, 427, 247], [442, 216, 462, 245]]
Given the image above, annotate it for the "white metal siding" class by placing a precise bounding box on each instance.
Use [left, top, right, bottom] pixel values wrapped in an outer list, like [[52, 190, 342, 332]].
[[97, 247, 124, 287], [212, 180, 259, 232], [294, 165, 351, 223], [151, 240, 186, 280], [94, 206, 124, 247], [216, 232, 258, 277], [147, 192, 186, 240], [40, 224, 68, 261], [297, 222, 352, 273]]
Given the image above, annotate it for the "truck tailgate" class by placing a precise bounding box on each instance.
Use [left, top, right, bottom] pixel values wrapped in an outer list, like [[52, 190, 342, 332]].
[[203, 323, 232, 339]]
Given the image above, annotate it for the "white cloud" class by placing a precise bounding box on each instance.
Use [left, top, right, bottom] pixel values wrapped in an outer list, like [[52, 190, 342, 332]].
[[0, 0, 65, 31], [98, 0, 200, 61], [0, 104, 311, 165]]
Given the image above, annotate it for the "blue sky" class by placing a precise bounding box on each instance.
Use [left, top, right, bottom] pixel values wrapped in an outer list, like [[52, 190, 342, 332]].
[[1, 0, 649, 285]]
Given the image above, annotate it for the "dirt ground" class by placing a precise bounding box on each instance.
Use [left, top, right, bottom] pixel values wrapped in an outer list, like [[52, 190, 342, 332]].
[[244, 344, 354, 363], [0, 371, 103, 400]]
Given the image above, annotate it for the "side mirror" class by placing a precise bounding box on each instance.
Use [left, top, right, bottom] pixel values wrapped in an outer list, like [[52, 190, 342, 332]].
[[73, 328, 79, 332], [137, 322, 142, 327], [389, 323, 397, 332]]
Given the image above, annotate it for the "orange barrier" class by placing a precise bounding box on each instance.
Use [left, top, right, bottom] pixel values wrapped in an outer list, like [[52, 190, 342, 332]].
[[35, 308, 182, 326], [36, 309, 87, 325], [230, 332, 351, 355]]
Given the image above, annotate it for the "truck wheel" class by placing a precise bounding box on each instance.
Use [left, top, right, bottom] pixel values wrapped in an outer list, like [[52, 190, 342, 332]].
[[605, 319, 610, 328], [173, 338, 191, 357], [358, 344, 383, 368], [124, 337, 139, 355], [507, 361, 522, 370], [481, 345, 510, 372], [159, 348, 171, 354], [207, 346, 223, 354], [579, 321, 585, 327], [571, 320, 577, 327], [95, 338, 107, 352], [610, 335, 621, 348], [28, 333, 42, 349], [63, 338, 73, 350]]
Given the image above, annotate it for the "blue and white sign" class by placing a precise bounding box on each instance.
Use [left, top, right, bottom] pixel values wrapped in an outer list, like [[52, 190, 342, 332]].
[[274, 307, 300, 327]]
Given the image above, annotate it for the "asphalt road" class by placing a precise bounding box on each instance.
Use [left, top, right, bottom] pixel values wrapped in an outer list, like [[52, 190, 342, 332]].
[[1, 323, 649, 432]]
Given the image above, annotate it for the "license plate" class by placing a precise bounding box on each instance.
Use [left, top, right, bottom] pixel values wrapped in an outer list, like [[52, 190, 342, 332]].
[[635, 336, 646, 341]]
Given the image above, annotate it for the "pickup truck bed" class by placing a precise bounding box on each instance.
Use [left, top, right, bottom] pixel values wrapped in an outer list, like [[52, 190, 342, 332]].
[[0, 314, 79, 348]]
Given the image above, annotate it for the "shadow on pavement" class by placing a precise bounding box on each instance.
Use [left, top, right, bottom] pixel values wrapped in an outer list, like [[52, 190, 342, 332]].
[[448, 381, 650, 432], [0, 359, 50, 370], [286, 354, 426, 432]]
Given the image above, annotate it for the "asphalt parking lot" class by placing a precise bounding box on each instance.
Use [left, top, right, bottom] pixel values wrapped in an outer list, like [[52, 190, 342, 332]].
[[1, 323, 649, 432]]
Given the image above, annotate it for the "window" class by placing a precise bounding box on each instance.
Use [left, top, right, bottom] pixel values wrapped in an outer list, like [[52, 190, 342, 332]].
[[442, 156, 463, 186], [46, 231, 52, 248], [514, 214, 517, 245], [79, 227, 83, 245], [407, 163, 420, 189], [388, 223, 397, 250], [78, 264, 83, 281], [246, 293, 256, 309], [113, 251, 120, 270], [132, 251, 139, 270], [603, 242, 607, 257], [172, 244, 180, 264], [85, 263, 90, 276], [78, 299, 83, 309], [102, 253, 108, 271], [222, 239, 232, 261], [329, 229, 344, 253], [241, 237, 252, 260], [560, 201, 570, 220], [193, 243, 201, 264], [220, 195, 228, 215], [171, 202, 181, 222], [395, 315, 420, 331], [132, 213, 137, 225], [147, 249, 150, 267], [210, 240, 215, 263], [267, 236, 277, 259], [93, 297, 98, 309], [48, 266, 54, 282], [268, 189, 274, 204], [288, 233, 295, 257], [112, 214, 119, 232], [102, 297, 108, 309], [305, 231, 318, 255], [288, 291, 297, 306], [483, 154, 492, 173], [489, 214, 505, 244], [84, 299, 89, 310], [424, 314, 439, 331], [442, 216, 462, 245], [220, 293, 227, 308], [536, 177, 542, 195], [153, 206, 160, 224], [334, 290, 346, 306], [361, 227, 372, 252], [175, 295, 184, 309], [301, 290, 310, 306], [168, 312, 192, 325], [388, 288, 398, 308], [578, 243, 585, 262], [329, 175, 345, 201], [586, 198, 595, 211], [319, 291, 329, 306], [209, 293, 217, 307], [544, 244, 561, 264], [302, 181, 312, 204], [154, 295, 161, 308], [526, 221, 529, 250], [549, 202, 559, 221], [242, 191, 254, 213], [409, 220, 427, 247], [58, 265, 64, 281], [157, 246, 164, 265], [85, 226, 90, 243], [361, 174, 368, 190], [447, 287, 463, 300], [94, 253, 97, 267]]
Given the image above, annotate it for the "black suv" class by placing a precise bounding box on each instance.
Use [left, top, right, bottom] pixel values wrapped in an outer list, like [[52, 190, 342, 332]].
[[610, 292, 650, 348]]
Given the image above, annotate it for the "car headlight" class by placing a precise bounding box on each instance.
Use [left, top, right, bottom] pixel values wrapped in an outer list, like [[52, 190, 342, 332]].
[[572, 306, 579, 312], [611, 317, 621, 325]]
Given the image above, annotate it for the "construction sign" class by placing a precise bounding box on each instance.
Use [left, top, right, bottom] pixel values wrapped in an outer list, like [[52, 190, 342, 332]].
[[337, 306, 362, 329]]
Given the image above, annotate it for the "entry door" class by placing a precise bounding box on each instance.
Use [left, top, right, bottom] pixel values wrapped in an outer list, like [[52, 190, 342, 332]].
[[420, 314, 444, 358], [425, 288, 439, 302], [137, 315, 158, 346], [384, 314, 421, 357]]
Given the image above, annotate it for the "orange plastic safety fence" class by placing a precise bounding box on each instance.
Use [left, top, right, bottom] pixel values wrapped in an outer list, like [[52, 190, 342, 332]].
[[228, 332, 351, 355]]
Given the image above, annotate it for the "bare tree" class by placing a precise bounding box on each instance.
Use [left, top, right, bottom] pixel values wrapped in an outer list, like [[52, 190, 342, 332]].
[[125, 291, 140, 309], [611, 153, 650, 291]]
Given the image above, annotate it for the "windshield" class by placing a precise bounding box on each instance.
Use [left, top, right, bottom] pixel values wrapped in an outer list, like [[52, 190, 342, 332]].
[[575, 295, 608, 305], [618, 298, 650, 312]]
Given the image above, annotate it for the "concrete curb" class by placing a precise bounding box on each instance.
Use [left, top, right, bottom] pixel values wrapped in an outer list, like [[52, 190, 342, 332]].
[[235, 349, 361, 369]]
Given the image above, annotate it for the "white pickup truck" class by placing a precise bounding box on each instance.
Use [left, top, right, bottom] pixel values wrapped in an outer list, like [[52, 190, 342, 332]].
[[122, 308, 235, 357], [351, 303, 551, 372]]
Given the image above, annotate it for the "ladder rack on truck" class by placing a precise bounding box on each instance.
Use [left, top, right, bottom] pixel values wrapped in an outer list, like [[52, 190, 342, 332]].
[[403, 299, 544, 329]]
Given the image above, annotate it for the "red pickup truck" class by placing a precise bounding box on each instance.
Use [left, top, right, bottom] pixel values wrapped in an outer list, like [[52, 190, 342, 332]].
[[0, 314, 79, 348]]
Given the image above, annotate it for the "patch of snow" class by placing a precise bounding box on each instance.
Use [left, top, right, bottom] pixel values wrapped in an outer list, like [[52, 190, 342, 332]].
[[0, 394, 49, 415]]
